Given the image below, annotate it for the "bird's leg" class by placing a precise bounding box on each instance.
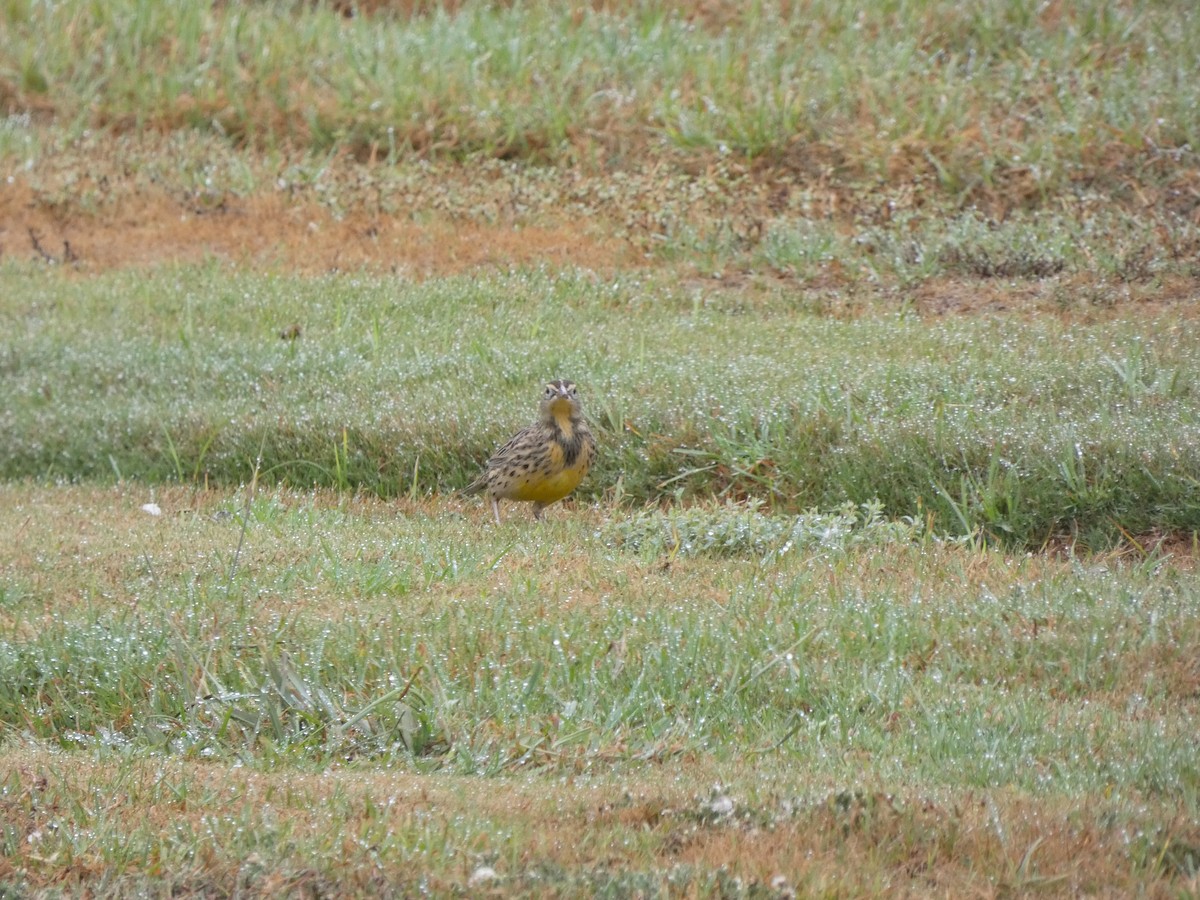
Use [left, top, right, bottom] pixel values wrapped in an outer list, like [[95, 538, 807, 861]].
[[491, 498, 502, 526], [533, 503, 545, 522]]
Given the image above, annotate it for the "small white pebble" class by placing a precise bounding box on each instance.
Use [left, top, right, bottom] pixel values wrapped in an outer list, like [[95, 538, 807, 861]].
[[468, 866, 499, 887], [709, 795, 734, 817], [770, 873, 795, 897], [141, 503, 162, 516]]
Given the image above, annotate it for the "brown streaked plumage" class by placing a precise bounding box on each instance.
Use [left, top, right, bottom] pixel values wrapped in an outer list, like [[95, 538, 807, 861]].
[[462, 379, 596, 524]]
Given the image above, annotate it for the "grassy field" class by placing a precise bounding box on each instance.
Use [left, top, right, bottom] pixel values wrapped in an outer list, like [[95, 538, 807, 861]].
[[2, 0, 1199, 895], [2, 484, 1198, 894], [2, 264, 1198, 548], [5, 0, 1199, 186]]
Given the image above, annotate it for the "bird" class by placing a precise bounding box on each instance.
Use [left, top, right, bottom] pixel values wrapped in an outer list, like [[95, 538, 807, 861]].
[[462, 379, 596, 524]]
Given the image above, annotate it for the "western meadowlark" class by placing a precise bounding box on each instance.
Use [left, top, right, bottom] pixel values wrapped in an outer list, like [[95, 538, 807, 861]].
[[463, 379, 596, 524]]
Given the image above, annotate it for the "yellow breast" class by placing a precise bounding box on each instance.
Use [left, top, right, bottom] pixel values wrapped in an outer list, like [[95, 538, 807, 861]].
[[506, 465, 588, 504], [505, 438, 589, 501]]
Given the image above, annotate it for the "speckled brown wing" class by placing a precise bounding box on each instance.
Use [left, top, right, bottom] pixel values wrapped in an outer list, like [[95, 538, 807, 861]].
[[461, 423, 548, 496]]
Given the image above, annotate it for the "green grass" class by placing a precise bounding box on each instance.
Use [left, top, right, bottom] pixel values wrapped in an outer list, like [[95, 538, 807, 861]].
[[2, 263, 1197, 547], [749, 207, 1200, 286], [3, 0, 1199, 199], [2, 1, 1199, 893], [0, 484, 1197, 892]]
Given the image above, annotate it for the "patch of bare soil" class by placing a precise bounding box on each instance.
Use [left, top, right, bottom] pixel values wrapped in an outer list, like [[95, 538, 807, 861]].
[[0, 181, 635, 276]]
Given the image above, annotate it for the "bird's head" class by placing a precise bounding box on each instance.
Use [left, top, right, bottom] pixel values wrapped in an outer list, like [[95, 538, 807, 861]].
[[539, 379, 581, 421]]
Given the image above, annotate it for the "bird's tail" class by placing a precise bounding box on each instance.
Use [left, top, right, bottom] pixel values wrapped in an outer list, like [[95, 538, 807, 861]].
[[459, 476, 486, 496]]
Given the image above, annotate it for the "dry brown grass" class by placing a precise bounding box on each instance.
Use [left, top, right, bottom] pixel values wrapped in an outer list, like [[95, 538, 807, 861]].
[[2, 744, 1197, 896]]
